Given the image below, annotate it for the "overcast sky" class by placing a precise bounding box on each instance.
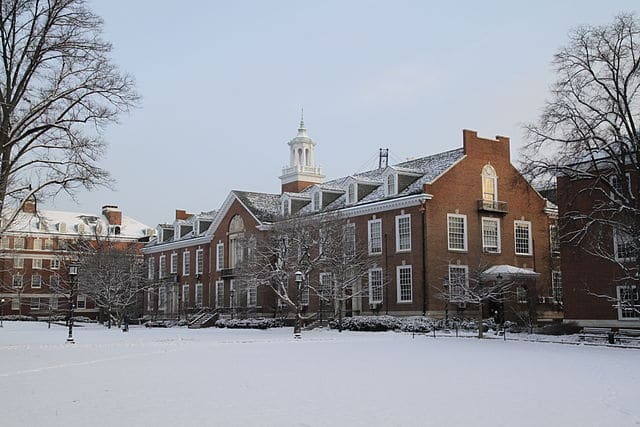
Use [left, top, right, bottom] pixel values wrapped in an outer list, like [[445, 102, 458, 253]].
[[44, 1, 640, 226]]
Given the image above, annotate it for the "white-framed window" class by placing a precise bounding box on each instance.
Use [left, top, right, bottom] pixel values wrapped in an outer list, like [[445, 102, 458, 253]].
[[516, 286, 528, 304], [1, 236, 9, 249], [312, 191, 321, 211], [368, 219, 382, 255], [196, 249, 204, 275], [347, 183, 357, 205], [44, 239, 53, 250], [182, 284, 189, 306], [216, 243, 224, 271], [344, 223, 356, 256], [147, 289, 154, 311], [319, 272, 332, 299], [552, 271, 562, 303], [158, 255, 166, 279], [482, 164, 498, 202], [31, 274, 42, 288], [183, 251, 191, 275], [195, 283, 203, 308], [170, 253, 178, 274], [148, 258, 155, 280], [610, 173, 631, 200], [158, 286, 166, 310], [32, 258, 42, 269], [617, 285, 639, 320], [614, 229, 636, 261], [397, 265, 413, 303], [247, 282, 258, 307], [76, 295, 86, 309], [50, 259, 60, 270], [386, 173, 396, 196], [50, 296, 58, 310], [550, 224, 560, 256], [368, 268, 383, 304], [395, 214, 411, 252], [30, 297, 40, 311], [299, 282, 309, 306], [447, 214, 467, 251], [33, 239, 42, 250], [14, 237, 25, 249], [448, 265, 468, 301], [58, 222, 67, 233], [230, 237, 243, 268], [14, 257, 24, 269], [230, 280, 238, 307], [11, 297, 19, 310], [481, 217, 501, 253], [514, 221, 533, 256], [50, 274, 60, 288], [216, 281, 224, 308]]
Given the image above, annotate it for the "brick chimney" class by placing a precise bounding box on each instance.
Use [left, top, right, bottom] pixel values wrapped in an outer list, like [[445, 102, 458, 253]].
[[175, 209, 192, 221], [102, 205, 122, 226]]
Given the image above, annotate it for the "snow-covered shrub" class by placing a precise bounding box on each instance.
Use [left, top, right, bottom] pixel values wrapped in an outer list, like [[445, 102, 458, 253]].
[[330, 315, 402, 331], [1, 315, 37, 321], [538, 321, 581, 336], [399, 316, 436, 333], [215, 318, 282, 329]]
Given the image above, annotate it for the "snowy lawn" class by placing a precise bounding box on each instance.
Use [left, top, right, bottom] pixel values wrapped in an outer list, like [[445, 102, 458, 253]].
[[0, 322, 638, 427]]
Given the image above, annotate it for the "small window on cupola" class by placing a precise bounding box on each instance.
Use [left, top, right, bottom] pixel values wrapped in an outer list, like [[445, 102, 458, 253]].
[[386, 174, 396, 196]]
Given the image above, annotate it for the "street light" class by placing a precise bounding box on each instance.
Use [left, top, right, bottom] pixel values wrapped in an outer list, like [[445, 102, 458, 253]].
[[0, 298, 5, 327], [66, 263, 79, 344], [294, 271, 303, 339]]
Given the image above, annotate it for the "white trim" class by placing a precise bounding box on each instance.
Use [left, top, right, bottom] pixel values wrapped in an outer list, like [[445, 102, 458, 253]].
[[481, 217, 501, 253], [183, 250, 191, 276], [196, 248, 204, 275], [195, 283, 203, 308], [447, 213, 468, 252], [514, 220, 533, 256], [396, 265, 413, 303], [614, 228, 636, 262], [216, 242, 224, 271], [215, 280, 224, 309], [368, 268, 383, 304], [395, 214, 411, 252], [170, 253, 178, 274], [368, 219, 382, 255]]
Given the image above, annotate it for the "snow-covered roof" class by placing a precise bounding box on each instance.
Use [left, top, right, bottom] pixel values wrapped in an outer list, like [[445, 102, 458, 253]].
[[4, 209, 153, 240], [481, 265, 540, 280], [146, 210, 218, 247], [233, 191, 281, 223]]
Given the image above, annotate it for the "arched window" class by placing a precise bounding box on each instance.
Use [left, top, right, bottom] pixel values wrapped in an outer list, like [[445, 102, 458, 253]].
[[297, 148, 303, 166], [482, 164, 497, 202], [305, 148, 310, 166]]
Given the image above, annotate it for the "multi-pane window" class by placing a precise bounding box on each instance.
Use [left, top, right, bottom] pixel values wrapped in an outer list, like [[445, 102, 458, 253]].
[[33, 239, 42, 250], [76, 295, 86, 309], [482, 164, 498, 202], [482, 218, 500, 253], [50, 296, 58, 310], [368, 219, 382, 255], [158, 286, 166, 310], [183, 251, 190, 275], [50, 259, 60, 270], [216, 243, 224, 271], [196, 249, 204, 275], [216, 281, 224, 308], [44, 239, 53, 250], [14, 257, 24, 269], [395, 214, 411, 252], [312, 192, 321, 211], [50, 274, 60, 288], [147, 290, 154, 311], [158, 255, 166, 279], [614, 229, 636, 261], [550, 224, 560, 255], [14, 237, 25, 249], [230, 280, 238, 307], [617, 285, 639, 319], [552, 271, 562, 303], [299, 282, 309, 306], [397, 265, 413, 303], [368, 268, 383, 304], [148, 258, 155, 280], [195, 283, 203, 308], [32, 258, 42, 269], [282, 198, 290, 216], [182, 284, 189, 306], [347, 183, 356, 204], [31, 274, 42, 288], [170, 253, 178, 274], [514, 221, 532, 256], [31, 298, 40, 311], [610, 173, 631, 200], [248, 283, 258, 307], [386, 174, 396, 196], [447, 214, 467, 251], [448, 265, 468, 301], [1, 236, 9, 249], [319, 272, 333, 299], [344, 223, 356, 256], [516, 286, 528, 304]]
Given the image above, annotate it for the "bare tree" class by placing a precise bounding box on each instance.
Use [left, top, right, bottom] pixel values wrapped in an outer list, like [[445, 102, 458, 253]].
[[0, 0, 139, 230], [521, 12, 640, 309], [77, 237, 147, 328]]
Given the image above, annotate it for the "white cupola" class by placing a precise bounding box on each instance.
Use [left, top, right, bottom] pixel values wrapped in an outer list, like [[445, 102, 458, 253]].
[[279, 110, 325, 193]]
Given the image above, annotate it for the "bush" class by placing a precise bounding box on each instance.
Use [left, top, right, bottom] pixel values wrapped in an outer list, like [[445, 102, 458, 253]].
[[538, 321, 581, 336], [215, 318, 282, 329], [330, 315, 402, 331]]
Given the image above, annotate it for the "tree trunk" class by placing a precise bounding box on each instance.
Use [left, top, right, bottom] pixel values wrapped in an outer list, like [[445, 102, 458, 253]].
[[478, 300, 484, 339]]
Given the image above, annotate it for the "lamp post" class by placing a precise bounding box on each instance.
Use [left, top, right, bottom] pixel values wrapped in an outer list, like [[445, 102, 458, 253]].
[[0, 298, 5, 327], [294, 271, 303, 339], [67, 263, 78, 344], [230, 288, 235, 319]]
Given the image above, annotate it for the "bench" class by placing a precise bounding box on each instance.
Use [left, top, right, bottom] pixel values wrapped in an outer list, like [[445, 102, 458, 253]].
[[579, 327, 616, 344], [616, 329, 640, 344]]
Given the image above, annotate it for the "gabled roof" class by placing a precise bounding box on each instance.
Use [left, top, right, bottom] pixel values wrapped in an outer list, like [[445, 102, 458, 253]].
[[232, 191, 281, 223]]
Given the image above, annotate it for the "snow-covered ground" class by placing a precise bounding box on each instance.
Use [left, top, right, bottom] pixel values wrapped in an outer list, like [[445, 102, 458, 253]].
[[0, 322, 638, 427]]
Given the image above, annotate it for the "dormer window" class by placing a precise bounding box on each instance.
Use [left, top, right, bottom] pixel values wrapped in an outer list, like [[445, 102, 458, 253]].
[[312, 191, 321, 211], [386, 174, 396, 196], [347, 183, 357, 205], [282, 198, 290, 216], [58, 222, 67, 233]]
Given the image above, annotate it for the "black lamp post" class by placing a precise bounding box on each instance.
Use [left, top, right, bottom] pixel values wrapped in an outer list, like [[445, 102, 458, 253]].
[[294, 271, 303, 339], [0, 297, 5, 327], [67, 263, 78, 344], [230, 288, 235, 319]]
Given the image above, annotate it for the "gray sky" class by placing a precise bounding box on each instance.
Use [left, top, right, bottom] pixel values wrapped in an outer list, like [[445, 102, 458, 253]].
[[45, 1, 639, 226]]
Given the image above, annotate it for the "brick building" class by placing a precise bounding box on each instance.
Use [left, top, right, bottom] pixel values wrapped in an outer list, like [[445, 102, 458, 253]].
[[144, 120, 561, 323], [558, 166, 640, 328], [0, 202, 153, 319]]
